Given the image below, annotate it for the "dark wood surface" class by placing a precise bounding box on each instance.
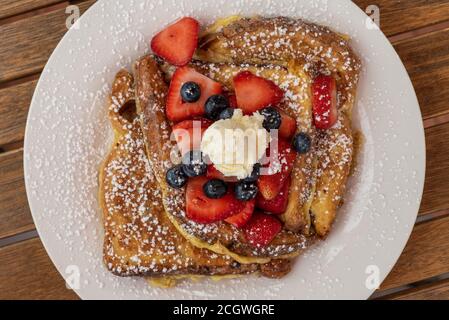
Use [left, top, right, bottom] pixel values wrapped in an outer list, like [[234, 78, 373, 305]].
[[1, 0, 449, 300]]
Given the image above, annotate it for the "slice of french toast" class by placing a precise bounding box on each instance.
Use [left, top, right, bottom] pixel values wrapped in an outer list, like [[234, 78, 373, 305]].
[[100, 70, 292, 280]]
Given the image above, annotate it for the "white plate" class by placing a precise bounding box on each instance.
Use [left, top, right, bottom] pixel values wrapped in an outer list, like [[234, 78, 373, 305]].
[[24, 0, 425, 300]]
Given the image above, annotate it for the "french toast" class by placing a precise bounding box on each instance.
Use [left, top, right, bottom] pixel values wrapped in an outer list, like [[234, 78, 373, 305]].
[[99, 70, 292, 279]]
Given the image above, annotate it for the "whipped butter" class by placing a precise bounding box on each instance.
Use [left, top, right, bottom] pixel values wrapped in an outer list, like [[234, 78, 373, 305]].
[[201, 109, 269, 179]]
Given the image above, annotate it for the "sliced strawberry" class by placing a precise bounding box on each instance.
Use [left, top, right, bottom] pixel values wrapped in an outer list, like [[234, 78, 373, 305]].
[[172, 119, 212, 156], [312, 75, 338, 130], [256, 177, 291, 214], [243, 212, 282, 248], [258, 139, 296, 200], [277, 109, 297, 139], [228, 94, 238, 108], [150, 17, 199, 66], [225, 199, 255, 228], [166, 67, 222, 122], [233, 71, 284, 114], [186, 176, 245, 224], [206, 165, 239, 183]]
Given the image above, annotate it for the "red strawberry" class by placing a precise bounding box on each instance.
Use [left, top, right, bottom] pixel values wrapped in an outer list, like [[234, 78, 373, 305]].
[[233, 71, 284, 114], [243, 212, 282, 248], [258, 139, 296, 200], [186, 176, 245, 224], [312, 75, 338, 130], [172, 119, 212, 156], [225, 199, 255, 228], [277, 109, 297, 139], [151, 17, 199, 66], [166, 67, 222, 122], [256, 177, 291, 214], [228, 94, 238, 108], [206, 165, 239, 183]]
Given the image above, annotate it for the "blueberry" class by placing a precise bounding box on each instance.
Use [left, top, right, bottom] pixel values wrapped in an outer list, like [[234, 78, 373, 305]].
[[219, 107, 235, 120], [205, 94, 229, 120], [243, 163, 261, 182], [181, 82, 201, 103], [166, 165, 188, 189], [203, 179, 228, 199], [260, 107, 281, 130], [182, 150, 207, 177], [292, 132, 312, 154], [235, 181, 258, 201]]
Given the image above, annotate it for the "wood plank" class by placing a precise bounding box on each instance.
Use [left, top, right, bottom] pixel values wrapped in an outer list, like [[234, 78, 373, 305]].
[[387, 278, 449, 300], [0, 0, 62, 19], [0, 0, 95, 83], [0, 237, 78, 299], [0, 79, 37, 146], [419, 122, 449, 215], [393, 28, 449, 120], [0, 149, 34, 239], [353, 0, 449, 37], [380, 215, 449, 290]]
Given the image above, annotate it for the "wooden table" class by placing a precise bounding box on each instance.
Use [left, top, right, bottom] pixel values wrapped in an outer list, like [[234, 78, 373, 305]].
[[1, 0, 449, 300]]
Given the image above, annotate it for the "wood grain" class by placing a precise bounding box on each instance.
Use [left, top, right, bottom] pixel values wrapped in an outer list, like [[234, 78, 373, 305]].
[[0, 237, 78, 299], [394, 28, 449, 120], [0, 79, 37, 146], [387, 278, 449, 300], [0, 0, 62, 19], [380, 215, 449, 290], [353, 0, 449, 37], [0, 149, 34, 240], [419, 122, 449, 215], [0, 0, 95, 83]]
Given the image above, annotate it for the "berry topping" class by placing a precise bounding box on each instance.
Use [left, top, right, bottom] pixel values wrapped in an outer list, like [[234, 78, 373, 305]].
[[204, 94, 229, 120], [278, 109, 297, 139], [203, 179, 228, 199], [292, 132, 312, 154], [228, 94, 238, 108], [172, 119, 212, 156], [260, 107, 281, 130], [312, 75, 338, 130], [256, 177, 291, 214], [243, 163, 260, 183], [218, 107, 235, 120], [235, 181, 258, 201], [225, 199, 255, 228], [186, 176, 245, 224], [150, 17, 199, 66], [166, 164, 188, 189], [257, 139, 296, 200], [181, 150, 207, 177], [233, 71, 284, 114], [243, 212, 282, 248], [166, 67, 222, 122], [180, 81, 201, 103], [206, 165, 239, 182]]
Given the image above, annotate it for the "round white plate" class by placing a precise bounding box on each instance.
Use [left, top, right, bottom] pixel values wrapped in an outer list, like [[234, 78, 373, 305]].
[[24, 0, 425, 300]]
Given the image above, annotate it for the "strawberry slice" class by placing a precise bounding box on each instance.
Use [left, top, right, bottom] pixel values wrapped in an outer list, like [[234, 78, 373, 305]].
[[256, 177, 291, 214], [312, 75, 338, 130], [258, 139, 296, 200], [206, 165, 239, 182], [228, 94, 238, 108], [167, 67, 222, 122], [225, 199, 255, 228], [151, 17, 200, 66], [233, 71, 284, 114], [172, 119, 212, 156], [243, 212, 282, 248], [186, 176, 245, 224], [277, 109, 297, 139]]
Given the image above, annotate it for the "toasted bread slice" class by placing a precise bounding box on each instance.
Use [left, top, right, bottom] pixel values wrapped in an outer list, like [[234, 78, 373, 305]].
[[100, 70, 292, 279]]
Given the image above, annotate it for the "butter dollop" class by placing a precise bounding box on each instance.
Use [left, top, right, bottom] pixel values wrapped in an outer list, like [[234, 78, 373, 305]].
[[200, 109, 269, 179]]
